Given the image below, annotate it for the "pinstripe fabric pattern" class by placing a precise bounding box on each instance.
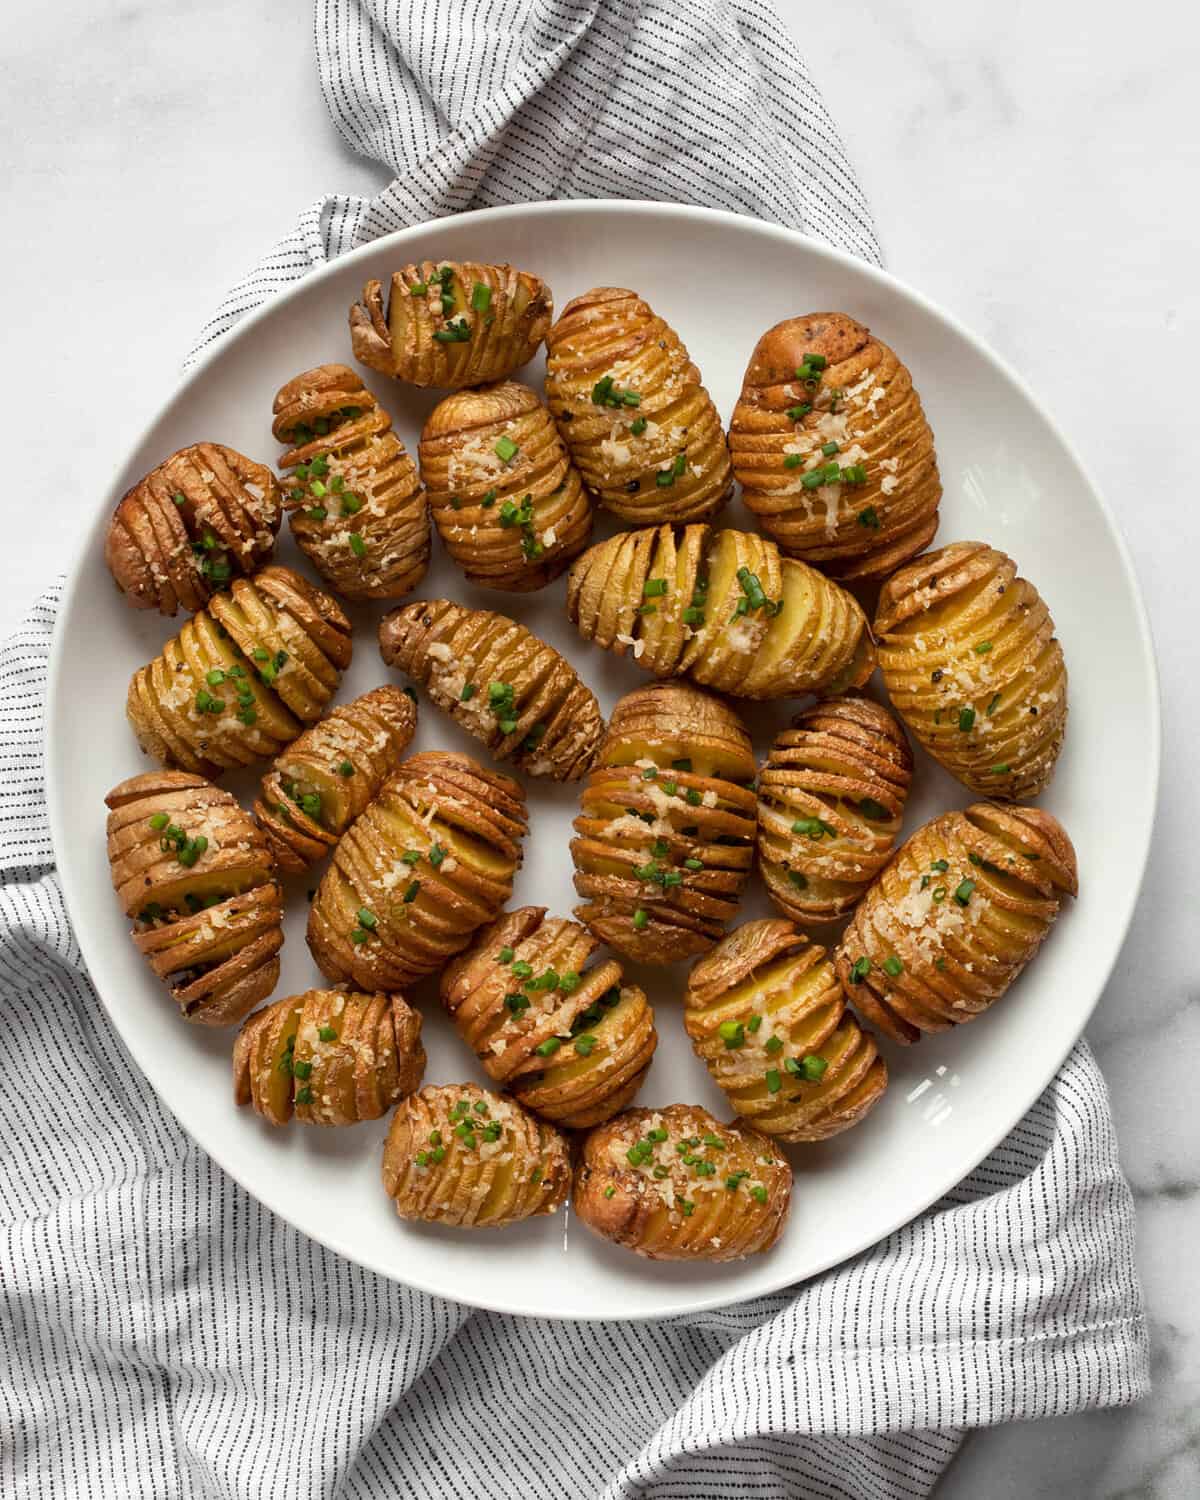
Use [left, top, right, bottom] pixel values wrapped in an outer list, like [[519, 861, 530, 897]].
[[4, 4, 1147, 1496]]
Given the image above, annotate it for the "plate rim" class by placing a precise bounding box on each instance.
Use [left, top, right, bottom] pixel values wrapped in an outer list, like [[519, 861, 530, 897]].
[[46, 198, 1162, 1320]]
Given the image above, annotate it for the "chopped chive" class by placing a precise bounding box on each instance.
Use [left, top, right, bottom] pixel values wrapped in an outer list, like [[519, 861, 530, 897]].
[[958, 707, 976, 732], [718, 1020, 745, 1049], [849, 957, 871, 983], [953, 879, 975, 907], [494, 436, 519, 462], [883, 955, 903, 977]]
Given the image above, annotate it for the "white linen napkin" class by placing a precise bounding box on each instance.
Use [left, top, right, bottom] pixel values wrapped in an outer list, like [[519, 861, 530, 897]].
[[1, 4, 1147, 1497]]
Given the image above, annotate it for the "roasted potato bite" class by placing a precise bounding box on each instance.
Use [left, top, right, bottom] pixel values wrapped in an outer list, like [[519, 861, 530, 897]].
[[272, 364, 429, 600], [254, 685, 417, 873], [105, 442, 283, 615], [350, 261, 552, 389], [684, 920, 887, 1142], [126, 565, 352, 779], [571, 682, 757, 963], [307, 752, 527, 990], [543, 287, 732, 523], [419, 381, 592, 591], [573, 1104, 791, 1261], [836, 802, 1078, 1045], [234, 988, 424, 1126], [379, 599, 604, 781], [757, 696, 912, 925], [875, 541, 1068, 800], [730, 312, 940, 579], [440, 907, 657, 1128], [566, 523, 875, 699], [382, 1083, 570, 1228], [105, 771, 282, 1025]]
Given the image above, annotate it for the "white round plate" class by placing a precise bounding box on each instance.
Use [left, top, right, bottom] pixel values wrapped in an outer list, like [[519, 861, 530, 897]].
[[48, 201, 1159, 1320]]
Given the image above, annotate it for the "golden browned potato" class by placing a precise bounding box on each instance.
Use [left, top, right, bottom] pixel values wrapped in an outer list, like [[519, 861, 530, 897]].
[[573, 1103, 791, 1261], [378, 599, 604, 781], [350, 261, 552, 389], [440, 907, 657, 1128], [254, 685, 417, 873], [307, 752, 527, 991], [419, 381, 593, 591], [543, 287, 732, 524], [684, 920, 887, 1142], [272, 364, 429, 600], [105, 771, 282, 1025], [757, 695, 913, 925], [382, 1083, 571, 1228], [233, 988, 425, 1125], [571, 682, 757, 963], [105, 443, 283, 615], [125, 565, 352, 779], [729, 312, 941, 579], [835, 802, 1078, 1045], [566, 523, 875, 699], [875, 541, 1068, 800]]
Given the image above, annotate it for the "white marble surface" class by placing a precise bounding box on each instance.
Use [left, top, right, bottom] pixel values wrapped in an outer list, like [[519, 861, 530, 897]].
[[2, 1, 1197, 1494]]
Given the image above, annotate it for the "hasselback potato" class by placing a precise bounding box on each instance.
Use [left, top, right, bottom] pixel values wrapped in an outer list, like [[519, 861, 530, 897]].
[[272, 364, 429, 600], [419, 380, 592, 591], [105, 771, 282, 1025], [543, 286, 732, 524], [571, 681, 757, 963], [757, 695, 913, 925], [234, 988, 425, 1126], [573, 1103, 791, 1261], [875, 540, 1068, 800], [254, 685, 417, 873], [566, 523, 875, 699], [350, 261, 552, 389], [382, 1083, 571, 1228], [684, 919, 887, 1142], [835, 802, 1078, 1044], [126, 565, 352, 778], [105, 442, 282, 615], [440, 907, 657, 1128], [379, 599, 604, 781], [729, 312, 940, 579], [307, 751, 527, 990]]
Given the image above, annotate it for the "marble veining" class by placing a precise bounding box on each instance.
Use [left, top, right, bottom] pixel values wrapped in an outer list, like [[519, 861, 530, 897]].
[[2, 1, 1197, 1494]]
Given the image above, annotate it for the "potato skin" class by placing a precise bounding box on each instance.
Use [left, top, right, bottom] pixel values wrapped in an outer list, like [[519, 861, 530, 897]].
[[419, 381, 593, 591], [730, 312, 940, 579], [684, 919, 887, 1142], [835, 802, 1078, 1044], [105, 770, 282, 1026], [875, 540, 1068, 800], [573, 1104, 791, 1261], [307, 751, 527, 991], [350, 261, 552, 389], [440, 907, 657, 1128], [382, 1083, 570, 1228], [234, 989, 425, 1126], [254, 685, 417, 874], [543, 286, 732, 524], [273, 364, 430, 601], [105, 442, 282, 616], [566, 523, 875, 700], [379, 599, 604, 781], [757, 695, 912, 925], [125, 564, 352, 779], [571, 682, 757, 963]]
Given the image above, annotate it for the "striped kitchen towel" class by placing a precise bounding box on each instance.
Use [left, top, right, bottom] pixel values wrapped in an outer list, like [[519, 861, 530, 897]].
[[0, 3, 1148, 1498]]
